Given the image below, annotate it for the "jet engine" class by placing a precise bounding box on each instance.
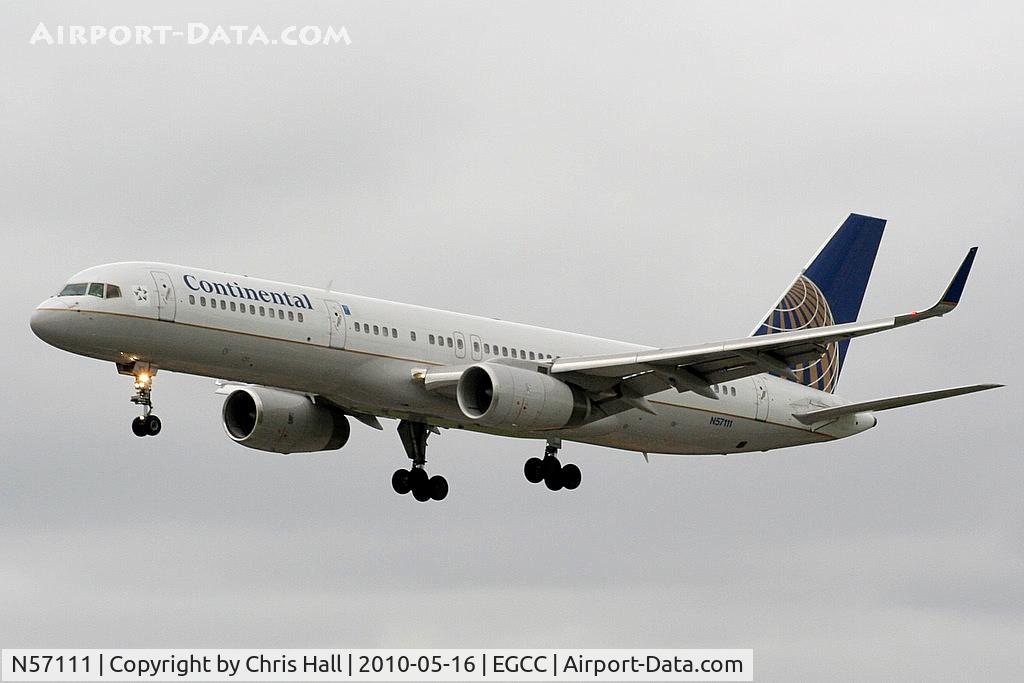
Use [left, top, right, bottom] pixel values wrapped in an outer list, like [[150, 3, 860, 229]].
[[456, 363, 591, 431], [221, 386, 350, 454]]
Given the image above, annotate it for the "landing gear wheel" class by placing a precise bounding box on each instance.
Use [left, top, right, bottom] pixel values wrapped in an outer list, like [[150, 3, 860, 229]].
[[524, 457, 544, 483], [144, 414, 162, 436], [561, 463, 582, 490], [429, 475, 449, 501], [408, 467, 428, 491], [535, 442, 576, 492], [541, 455, 561, 479], [392, 469, 412, 495], [544, 470, 564, 491], [131, 417, 147, 437], [412, 483, 432, 502], [396, 421, 450, 502]]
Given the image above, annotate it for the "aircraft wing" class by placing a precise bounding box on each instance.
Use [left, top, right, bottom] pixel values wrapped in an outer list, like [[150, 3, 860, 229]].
[[548, 248, 979, 411]]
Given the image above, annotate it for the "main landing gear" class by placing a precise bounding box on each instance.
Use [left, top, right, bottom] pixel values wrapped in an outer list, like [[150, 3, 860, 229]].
[[524, 440, 581, 491], [126, 364, 162, 437], [392, 420, 448, 502]]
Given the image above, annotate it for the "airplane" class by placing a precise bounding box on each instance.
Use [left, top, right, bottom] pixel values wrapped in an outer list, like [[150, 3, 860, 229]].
[[30, 214, 1001, 502]]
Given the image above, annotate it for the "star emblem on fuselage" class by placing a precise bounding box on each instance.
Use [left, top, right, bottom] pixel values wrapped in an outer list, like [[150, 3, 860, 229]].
[[133, 286, 148, 302]]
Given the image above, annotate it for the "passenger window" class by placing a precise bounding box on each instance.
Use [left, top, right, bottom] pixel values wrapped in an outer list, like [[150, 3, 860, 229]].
[[457, 338, 464, 350], [189, 295, 196, 305], [410, 331, 417, 342], [429, 334, 435, 345], [484, 344, 490, 354], [373, 325, 379, 335], [355, 322, 361, 332], [230, 302, 236, 312], [259, 306, 265, 316], [502, 346, 508, 356], [473, 341, 480, 352], [392, 328, 398, 338], [731, 387, 736, 396], [221, 301, 227, 310], [249, 305, 256, 314], [59, 283, 88, 296], [447, 337, 453, 348], [200, 297, 207, 306], [288, 311, 294, 321], [529, 351, 535, 360], [105, 284, 121, 298], [209, 299, 215, 307], [278, 310, 284, 319], [297, 312, 303, 323]]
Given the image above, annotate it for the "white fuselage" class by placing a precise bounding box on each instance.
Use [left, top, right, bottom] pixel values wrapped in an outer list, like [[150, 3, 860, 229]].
[[30, 262, 876, 455]]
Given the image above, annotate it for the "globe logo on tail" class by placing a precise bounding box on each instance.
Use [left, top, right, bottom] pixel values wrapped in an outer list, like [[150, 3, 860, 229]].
[[760, 275, 840, 393]]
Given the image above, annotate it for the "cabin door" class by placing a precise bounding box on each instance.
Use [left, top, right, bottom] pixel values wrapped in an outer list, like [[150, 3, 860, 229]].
[[149, 271, 176, 322], [325, 300, 347, 349], [753, 376, 771, 422]]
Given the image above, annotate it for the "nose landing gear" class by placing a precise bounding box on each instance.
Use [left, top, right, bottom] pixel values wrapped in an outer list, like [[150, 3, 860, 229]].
[[131, 414, 162, 437], [525, 440, 581, 491], [124, 363, 161, 437]]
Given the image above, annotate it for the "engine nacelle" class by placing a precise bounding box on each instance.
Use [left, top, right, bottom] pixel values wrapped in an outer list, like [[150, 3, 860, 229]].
[[456, 363, 590, 431], [222, 386, 350, 454]]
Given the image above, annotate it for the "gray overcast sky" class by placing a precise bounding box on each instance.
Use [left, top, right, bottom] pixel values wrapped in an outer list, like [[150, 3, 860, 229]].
[[2, 1, 1022, 679]]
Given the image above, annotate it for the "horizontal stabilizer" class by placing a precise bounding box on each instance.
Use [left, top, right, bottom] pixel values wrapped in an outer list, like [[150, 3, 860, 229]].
[[792, 383, 1002, 424]]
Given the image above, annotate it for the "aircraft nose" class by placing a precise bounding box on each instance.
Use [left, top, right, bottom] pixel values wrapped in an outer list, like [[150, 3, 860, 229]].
[[30, 300, 69, 345]]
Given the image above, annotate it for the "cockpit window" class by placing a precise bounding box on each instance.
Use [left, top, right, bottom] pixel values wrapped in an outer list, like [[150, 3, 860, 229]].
[[59, 283, 88, 296], [59, 282, 122, 298]]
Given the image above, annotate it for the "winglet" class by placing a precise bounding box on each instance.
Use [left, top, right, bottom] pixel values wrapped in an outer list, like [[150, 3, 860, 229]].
[[896, 247, 978, 324], [940, 246, 978, 307]]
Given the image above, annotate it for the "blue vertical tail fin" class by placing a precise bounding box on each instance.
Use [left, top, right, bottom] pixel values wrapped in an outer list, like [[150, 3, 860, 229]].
[[751, 213, 886, 393]]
